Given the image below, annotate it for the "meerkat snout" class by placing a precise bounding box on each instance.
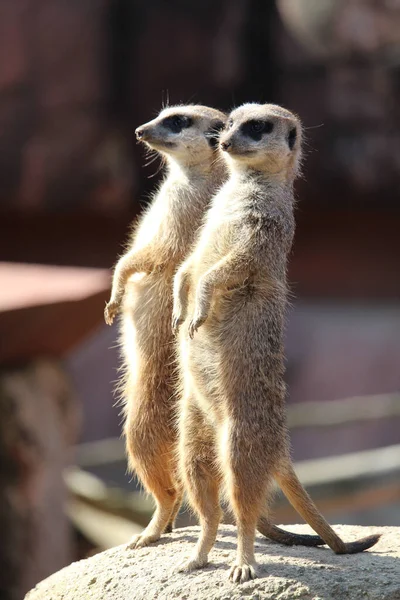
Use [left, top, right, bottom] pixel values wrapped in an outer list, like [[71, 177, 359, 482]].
[[135, 127, 144, 140], [220, 141, 231, 151]]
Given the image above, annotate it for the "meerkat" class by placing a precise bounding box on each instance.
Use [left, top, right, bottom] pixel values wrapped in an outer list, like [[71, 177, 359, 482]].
[[172, 103, 380, 583], [104, 104, 326, 551], [104, 105, 226, 549]]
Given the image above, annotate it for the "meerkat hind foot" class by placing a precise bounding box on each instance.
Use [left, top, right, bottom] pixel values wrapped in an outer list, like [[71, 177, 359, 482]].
[[127, 531, 161, 550], [229, 562, 258, 584], [176, 554, 208, 573]]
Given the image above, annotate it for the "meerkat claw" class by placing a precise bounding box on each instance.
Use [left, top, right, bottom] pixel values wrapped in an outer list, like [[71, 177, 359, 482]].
[[104, 301, 119, 325], [172, 314, 183, 334], [188, 321, 199, 339], [188, 315, 206, 338], [229, 563, 257, 584]]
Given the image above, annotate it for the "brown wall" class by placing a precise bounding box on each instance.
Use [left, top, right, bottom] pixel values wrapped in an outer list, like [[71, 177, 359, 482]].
[[0, 0, 399, 299]]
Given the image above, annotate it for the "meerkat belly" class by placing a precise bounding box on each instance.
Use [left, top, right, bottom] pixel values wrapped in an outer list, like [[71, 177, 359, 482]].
[[204, 290, 287, 417], [184, 335, 223, 412], [121, 272, 174, 381]]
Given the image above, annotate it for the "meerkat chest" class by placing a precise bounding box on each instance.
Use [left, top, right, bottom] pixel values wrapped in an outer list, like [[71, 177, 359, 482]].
[[191, 210, 241, 278], [189, 183, 250, 277], [133, 178, 206, 258]]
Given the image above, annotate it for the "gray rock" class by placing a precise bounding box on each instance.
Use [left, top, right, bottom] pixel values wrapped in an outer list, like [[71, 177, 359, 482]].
[[25, 524, 399, 600]]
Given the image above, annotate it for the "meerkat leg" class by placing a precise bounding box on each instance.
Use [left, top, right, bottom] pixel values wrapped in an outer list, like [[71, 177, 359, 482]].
[[127, 458, 179, 549], [125, 416, 178, 549], [176, 404, 222, 572], [177, 467, 221, 572], [221, 424, 271, 583], [164, 489, 184, 533]]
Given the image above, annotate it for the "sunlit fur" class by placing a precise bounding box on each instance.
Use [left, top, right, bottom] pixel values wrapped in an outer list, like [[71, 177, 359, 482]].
[[106, 103, 327, 552], [104, 105, 226, 549], [173, 103, 380, 583], [221, 103, 303, 178]]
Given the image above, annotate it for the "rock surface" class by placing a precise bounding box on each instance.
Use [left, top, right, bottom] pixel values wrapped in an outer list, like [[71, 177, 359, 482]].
[[26, 524, 399, 600]]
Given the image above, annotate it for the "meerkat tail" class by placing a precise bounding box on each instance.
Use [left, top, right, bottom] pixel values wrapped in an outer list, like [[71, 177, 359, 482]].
[[274, 463, 381, 554], [258, 519, 324, 547]]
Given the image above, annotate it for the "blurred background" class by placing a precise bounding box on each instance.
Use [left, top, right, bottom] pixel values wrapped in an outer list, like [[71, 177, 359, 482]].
[[0, 0, 399, 598]]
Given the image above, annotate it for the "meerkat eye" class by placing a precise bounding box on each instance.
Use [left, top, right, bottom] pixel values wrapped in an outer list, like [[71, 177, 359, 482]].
[[241, 120, 274, 141], [288, 127, 297, 150], [250, 120, 264, 133], [162, 115, 193, 134], [227, 118, 234, 129]]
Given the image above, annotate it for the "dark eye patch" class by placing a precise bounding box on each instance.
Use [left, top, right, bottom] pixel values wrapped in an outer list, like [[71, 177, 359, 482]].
[[240, 119, 274, 141], [205, 120, 225, 148], [288, 127, 297, 150], [161, 114, 193, 134]]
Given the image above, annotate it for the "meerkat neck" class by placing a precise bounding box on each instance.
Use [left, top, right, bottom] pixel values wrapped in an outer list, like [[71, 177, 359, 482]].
[[167, 155, 221, 180], [231, 166, 294, 193]]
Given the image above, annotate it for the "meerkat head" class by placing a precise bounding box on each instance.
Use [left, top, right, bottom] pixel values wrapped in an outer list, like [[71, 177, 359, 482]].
[[135, 105, 226, 170], [219, 103, 302, 181]]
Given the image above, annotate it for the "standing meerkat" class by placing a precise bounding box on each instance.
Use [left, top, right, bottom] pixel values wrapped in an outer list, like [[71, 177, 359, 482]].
[[172, 103, 380, 582], [104, 105, 226, 549], [104, 104, 326, 551]]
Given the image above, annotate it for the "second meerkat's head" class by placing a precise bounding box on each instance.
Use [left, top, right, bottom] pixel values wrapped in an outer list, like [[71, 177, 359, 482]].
[[135, 105, 226, 170], [219, 103, 302, 181]]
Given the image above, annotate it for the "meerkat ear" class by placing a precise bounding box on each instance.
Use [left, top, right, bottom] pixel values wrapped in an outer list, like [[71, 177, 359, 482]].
[[288, 127, 297, 150], [205, 120, 225, 148]]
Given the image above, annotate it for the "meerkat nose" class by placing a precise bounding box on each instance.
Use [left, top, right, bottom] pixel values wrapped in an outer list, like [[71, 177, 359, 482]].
[[135, 128, 144, 140], [220, 141, 231, 151]]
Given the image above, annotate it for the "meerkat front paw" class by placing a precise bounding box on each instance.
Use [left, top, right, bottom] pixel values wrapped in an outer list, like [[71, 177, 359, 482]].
[[188, 313, 207, 338], [172, 313, 184, 334], [172, 302, 187, 333], [104, 300, 120, 325], [228, 562, 258, 584]]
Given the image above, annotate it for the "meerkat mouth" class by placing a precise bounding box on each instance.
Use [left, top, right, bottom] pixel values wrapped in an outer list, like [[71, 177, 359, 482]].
[[227, 149, 257, 157], [143, 140, 177, 151]]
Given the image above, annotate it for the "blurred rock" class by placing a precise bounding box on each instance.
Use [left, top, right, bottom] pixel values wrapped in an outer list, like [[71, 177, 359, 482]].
[[0, 361, 80, 600]]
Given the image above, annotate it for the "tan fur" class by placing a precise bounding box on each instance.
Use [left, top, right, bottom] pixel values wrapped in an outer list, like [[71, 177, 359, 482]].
[[105, 103, 326, 552], [105, 105, 226, 548], [173, 103, 380, 582]]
